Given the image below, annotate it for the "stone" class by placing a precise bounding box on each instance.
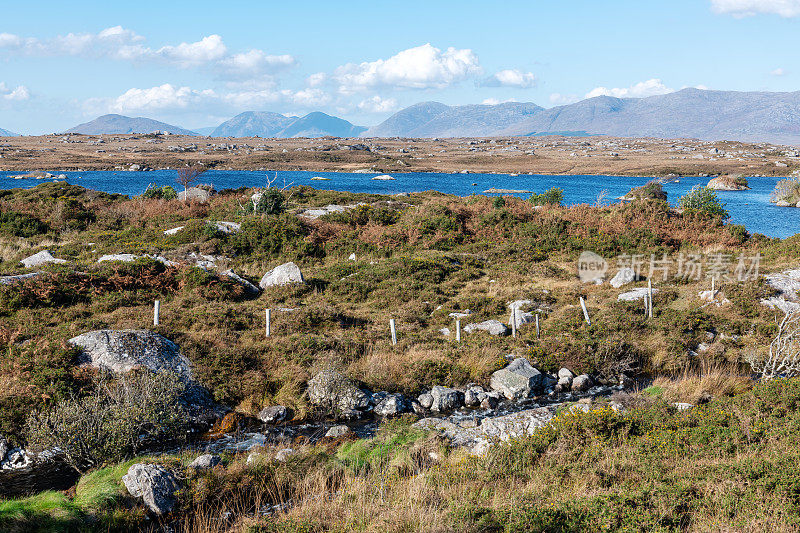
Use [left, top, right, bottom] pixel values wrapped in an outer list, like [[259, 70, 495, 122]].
[[463, 320, 508, 336], [464, 389, 480, 407], [374, 393, 409, 417], [417, 393, 434, 409], [673, 402, 693, 411], [618, 287, 658, 302], [275, 448, 294, 462], [122, 464, 180, 515], [258, 405, 290, 424], [222, 269, 260, 294], [20, 250, 66, 268], [429, 385, 464, 412], [68, 330, 193, 380], [259, 262, 305, 288], [348, 253, 357, 261], [97, 253, 140, 263], [610, 267, 636, 288], [325, 425, 352, 438], [490, 358, 543, 400], [163, 226, 184, 235], [439, 327, 451, 336], [0, 448, 32, 470], [610, 401, 624, 413], [558, 368, 575, 380], [0, 435, 7, 462], [307, 369, 370, 415], [480, 395, 499, 409], [509, 311, 535, 329], [0, 272, 40, 285], [178, 187, 212, 203], [188, 454, 221, 470], [776, 200, 791, 207], [555, 375, 572, 392], [571, 374, 593, 392], [212, 221, 241, 234]]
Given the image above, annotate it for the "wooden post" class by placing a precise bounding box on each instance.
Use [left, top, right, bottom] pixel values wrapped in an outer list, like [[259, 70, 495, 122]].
[[711, 277, 716, 295], [390, 318, 397, 345], [535, 313, 540, 338], [647, 279, 653, 319], [510, 309, 517, 338], [153, 300, 160, 326], [580, 297, 591, 326], [455, 319, 461, 343], [265, 309, 271, 338]]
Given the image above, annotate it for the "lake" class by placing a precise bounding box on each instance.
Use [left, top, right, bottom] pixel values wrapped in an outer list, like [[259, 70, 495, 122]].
[[1, 170, 799, 238]]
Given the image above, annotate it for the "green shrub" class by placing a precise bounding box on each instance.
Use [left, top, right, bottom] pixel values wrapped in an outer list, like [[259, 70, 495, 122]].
[[232, 214, 319, 259], [492, 196, 506, 209], [141, 185, 178, 200], [529, 187, 563, 206], [0, 211, 50, 237], [678, 185, 729, 219], [241, 189, 285, 215]]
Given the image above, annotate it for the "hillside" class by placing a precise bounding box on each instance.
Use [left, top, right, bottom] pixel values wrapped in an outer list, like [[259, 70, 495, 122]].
[[366, 89, 800, 144], [64, 114, 198, 136], [274, 111, 366, 138], [210, 111, 295, 137]]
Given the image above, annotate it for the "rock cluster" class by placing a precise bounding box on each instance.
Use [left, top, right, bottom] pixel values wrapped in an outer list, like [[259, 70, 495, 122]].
[[122, 463, 180, 515]]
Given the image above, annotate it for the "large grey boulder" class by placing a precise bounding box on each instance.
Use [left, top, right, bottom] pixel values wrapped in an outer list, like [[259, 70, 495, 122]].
[[122, 464, 180, 515], [429, 385, 463, 412], [20, 250, 66, 268], [373, 393, 409, 417], [490, 358, 543, 400], [68, 330, 193, 380], [259, 262, 305, 288], [178, 187, 212, 203], [307, 369, 370, 417], [610, 268, 636, 288], [617, 287, 658, 302], [258, 405, 290, 424], [463, 320, 508, 336], [571, 374, 593, 392]]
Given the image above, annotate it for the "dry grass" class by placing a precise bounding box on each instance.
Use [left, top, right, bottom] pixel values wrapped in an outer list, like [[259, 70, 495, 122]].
[[651, 361, 753, 404]]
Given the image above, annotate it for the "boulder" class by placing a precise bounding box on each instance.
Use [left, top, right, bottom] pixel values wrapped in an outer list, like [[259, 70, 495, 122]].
[[429, 385, 463, 412], [463, 320, 508, 336], [0, 448, 32, 470], [673, 402, 693, 411], [618, 287, 658, 302], [307, 369, 370, 416], [555, 375, 573, 392], [417, 393, 434, 409], [122, 464, 180, 515], [68, 330, 193, 380], [188, 454, 221, 470], [258, 405, 290, 424], [20, 250, 66, 268], [212, 221, 241, 234], [97, 253, 140, 263], [558, 368, 575, 380], [373, 393, 409, 417], [490, 358, 543, 400], [509, 311, 535, 329], [325, 425, 351, 438], [259, 262, 305, 288], [0, 272, 40, 285], [464, 389, 480, 407], [610, 267, 636, 288], [163, 226, 184, 235], [222, 269, 260, 294], [178, 187, 212, 203], [480, 394, 500, 409], [571, 374, 593, 392]]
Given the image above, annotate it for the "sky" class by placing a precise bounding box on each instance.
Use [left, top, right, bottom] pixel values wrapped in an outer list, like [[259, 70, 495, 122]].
[[0, 0, 798, 134]]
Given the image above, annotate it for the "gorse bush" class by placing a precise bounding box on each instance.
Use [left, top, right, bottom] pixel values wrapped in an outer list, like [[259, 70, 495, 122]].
[[529, 187, 563, 206], [678, 185, 729, 219], [141, 185, 178, 200], [0, 210, 49, 237], [241, 188, 285, 215], [25, 371, 189, 472]]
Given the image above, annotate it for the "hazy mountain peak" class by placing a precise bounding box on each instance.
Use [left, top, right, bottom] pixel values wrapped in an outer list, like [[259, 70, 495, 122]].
[[0, 127, 18, 136], [65, 114, 198, 135]]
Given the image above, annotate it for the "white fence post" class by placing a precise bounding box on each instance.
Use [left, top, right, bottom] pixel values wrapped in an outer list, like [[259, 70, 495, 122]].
[[390, 318, 397, 345], [579, 297, 591, 326], [153, 300, 160, 326], [535, 313, 540, 338], [265, 309, 271, 338], [455, 319, 461, 343]]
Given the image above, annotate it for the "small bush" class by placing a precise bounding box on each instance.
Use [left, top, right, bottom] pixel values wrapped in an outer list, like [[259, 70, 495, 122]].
[[529, 187, 563, 206], [492, 196, 506, 209], [678, 185, 729, 219], [141, 185, 178, 200], [242, 189, 285, 215]]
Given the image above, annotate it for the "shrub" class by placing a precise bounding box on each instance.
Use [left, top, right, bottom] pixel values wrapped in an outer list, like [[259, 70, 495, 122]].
[[678, 185, 729, 219], [242, 189, 285, 215], [771, 177, 800, 205], [25, 371, 190, 472], [529, 187, 563, 206], [141, 185, 178, 200], [492, 196, 506, 209], [232, 214, 319, 259], [0, 210, 49, 237]]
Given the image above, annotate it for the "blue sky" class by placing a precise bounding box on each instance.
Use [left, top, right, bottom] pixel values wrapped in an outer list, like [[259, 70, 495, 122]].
[[0, 0, 798, 134]]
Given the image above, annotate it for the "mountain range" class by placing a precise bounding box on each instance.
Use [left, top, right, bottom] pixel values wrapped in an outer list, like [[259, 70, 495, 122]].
[[0, 127, 18, 136], [365, 89, 800, 144], [45, 89, 800, 144]]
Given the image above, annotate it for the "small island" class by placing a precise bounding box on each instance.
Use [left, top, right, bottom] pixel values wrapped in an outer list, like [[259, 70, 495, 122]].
[[706, 175, 750, 191]]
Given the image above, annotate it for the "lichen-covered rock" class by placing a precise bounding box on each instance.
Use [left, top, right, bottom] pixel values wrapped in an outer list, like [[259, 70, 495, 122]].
[[610, 267, 636, 288], [463, 320, 508, 336], [122, 464, 180, 515], [97, 253, 140, 263], [259, 262, 305, 288], [68, 330, 193, 380], [188, 454, 221, 470], [307, 369, 370, 416], [571, 374, 593, 392], [490, 358, 543, 400], [429, 385, 464, 412], [222, 269, 260, 294], [374, 393, 409, 417], [417, 393, 434, 409], [20, 250, 66, 268], [325, 425, 351, 438], [258, 405, 290, 424]]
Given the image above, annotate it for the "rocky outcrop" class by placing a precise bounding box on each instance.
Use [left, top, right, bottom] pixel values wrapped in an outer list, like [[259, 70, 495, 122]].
[[707, 176, 749, 190], [260, 262, 305, 288], [618, 287, 658, 302], [122, 463, 180, 515], [20, 250, 66, 268], [68, 330, 194, 380], [307, 369, 370, 419], [463, 320, 508, 336], [610, 268, 636, 288], [212, 221, 240, 234], [178, 187, 213, 203], [0, 272, 40, 285], [490, 358, 543, 400], [97, 253, 140, 263], [761, 269, 800, 313], [428, 386, 464, 412]]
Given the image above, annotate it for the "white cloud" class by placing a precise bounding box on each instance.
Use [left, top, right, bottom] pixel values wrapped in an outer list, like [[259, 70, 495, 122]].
[[285, 88, 331, 107], [153, 35, 227, 67], [333, 43, 482, 92], [480, 69, 536, 88], [549, 93, 580, 105], [711, 0, 800, 17], [771, 68, 787, 76], [307, 72, 327, 87], [0, 82, 29, 101], [358, 95, 399, 113], [481, 97, 517, 105], [585, 78, 674, 99], [110, 84, 215, 112]]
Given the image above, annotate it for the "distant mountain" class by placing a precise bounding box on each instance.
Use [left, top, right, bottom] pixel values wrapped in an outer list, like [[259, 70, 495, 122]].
[[211, 111, 295, 137], [276, 111, 366, 138], [364, 89, 800, 144], [193, 126, 218, 136], [65, 114, 198, 135], [0, 127, 18, 136]]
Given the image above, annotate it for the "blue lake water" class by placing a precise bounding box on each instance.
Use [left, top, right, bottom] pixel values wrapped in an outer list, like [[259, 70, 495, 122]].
[[1, 170, 799, 239]]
